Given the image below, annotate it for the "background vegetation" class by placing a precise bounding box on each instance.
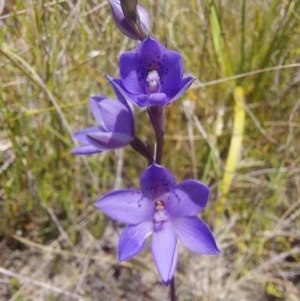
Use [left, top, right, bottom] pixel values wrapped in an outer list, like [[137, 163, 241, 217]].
[[1, 0, 300, 300]]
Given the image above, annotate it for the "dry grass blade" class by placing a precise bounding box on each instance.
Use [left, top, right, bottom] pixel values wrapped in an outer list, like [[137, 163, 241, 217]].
[[0, 267, 90, 301]]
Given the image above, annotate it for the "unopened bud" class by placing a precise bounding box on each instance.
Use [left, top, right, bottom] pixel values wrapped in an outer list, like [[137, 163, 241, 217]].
[[108, 0, 151, 41], [120, 0, 138, 20]]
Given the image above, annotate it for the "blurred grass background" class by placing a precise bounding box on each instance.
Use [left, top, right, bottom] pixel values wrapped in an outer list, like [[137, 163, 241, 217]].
[[1, 0, 300, 300]]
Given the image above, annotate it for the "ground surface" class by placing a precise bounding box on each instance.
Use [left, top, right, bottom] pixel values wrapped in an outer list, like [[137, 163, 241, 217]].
[[1, 0, 300, 300]]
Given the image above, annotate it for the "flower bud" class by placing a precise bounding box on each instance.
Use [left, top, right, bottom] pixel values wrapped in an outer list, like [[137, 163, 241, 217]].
[[108, 0, 151, 40], [120, 0, 138, 20]]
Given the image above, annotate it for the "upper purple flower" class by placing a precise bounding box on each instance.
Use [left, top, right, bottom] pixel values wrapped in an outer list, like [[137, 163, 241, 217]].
[[107, 37, 195, 107], [71, 94, 135, 155], [95, 163, 220, 285]]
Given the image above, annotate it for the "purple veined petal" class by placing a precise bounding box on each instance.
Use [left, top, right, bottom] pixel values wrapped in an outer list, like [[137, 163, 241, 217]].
[[120, 51, 145, 95], [172, 216, 221, 254], [168, 76, 195, 104], [151, 221, 178, 285], [118, 221, 153, 262], [105, 75, 127, 103], [98, 99, 134, 135], [95, 190, 154, 224], [73, 126, 100, 144], [106, 75, 140, 107], [166, 180, 210, 217], [140, 163, 176, 201], [87, 132, 134, 150], [160, 51, 183, 97], [71, 144, 101, 155], [136, 37, 165, 62], [105, 75, 135, 113], [89, 96, 108, 125], [90, 98, 134, 135]]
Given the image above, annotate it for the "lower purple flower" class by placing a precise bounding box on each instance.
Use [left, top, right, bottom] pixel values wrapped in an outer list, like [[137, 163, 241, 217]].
[[71, 94, 135, 155], [95, 163, 220, 285]]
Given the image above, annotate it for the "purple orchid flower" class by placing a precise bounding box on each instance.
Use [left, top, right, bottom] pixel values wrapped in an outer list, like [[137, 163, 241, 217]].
[[107, 37, 195, 107], [95, 163, 220, 285], [71, 95, 135, 155]]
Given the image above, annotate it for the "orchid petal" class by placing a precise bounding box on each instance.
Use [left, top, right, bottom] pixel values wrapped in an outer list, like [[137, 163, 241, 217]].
[[95, 190, 154, 224], [98, 98, 134, 135], [73, 127, 100, 144], [106, 75, 140, 106], [168, 76, 195, 104], [89, 96, 108, 125], [172, 216, 221, 254], [90, 97, 134, 135], [71, 145, 101, 155], [118, 221, 153, 261], [87, 132, 133, 150], [151, 221, 178, 285], [135, 94, 150, 106], [140, 163, 176, 201], [136, 37, 165, 61], [160, 51, 183, 97], [120, 51, 145, 94], [135, 93, 167, 107], [166, 180, 209, 217], [105, 75, 135, 113], [148, 93, 168, 106]]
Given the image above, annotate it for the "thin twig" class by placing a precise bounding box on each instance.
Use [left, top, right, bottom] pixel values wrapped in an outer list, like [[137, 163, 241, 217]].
[[0, 267, 90, 301], [244, 104, 278, 144], [10, 234, 133, 268], [74, 242, 96, 294], [114, 148, 124, 190]]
